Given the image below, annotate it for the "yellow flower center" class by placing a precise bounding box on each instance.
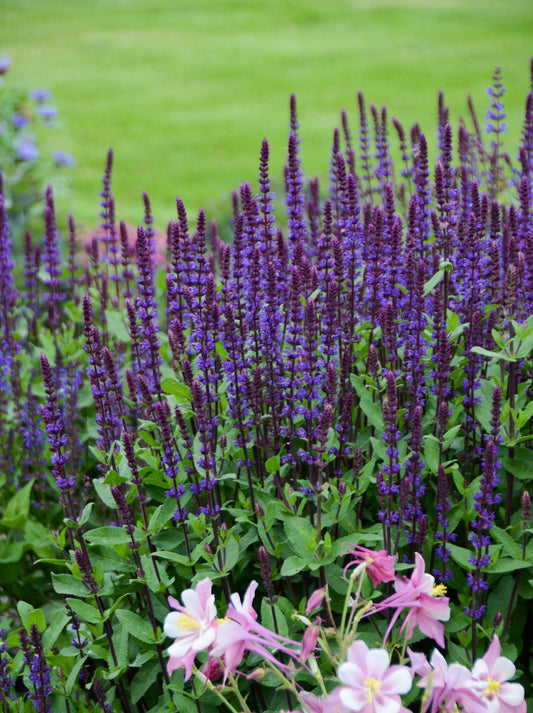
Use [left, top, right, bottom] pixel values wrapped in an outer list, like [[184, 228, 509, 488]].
[[173, 613, 200, 636], [485, 678, 500, 697], [364, 677, 382, 702], [432, 583, 447, 597]]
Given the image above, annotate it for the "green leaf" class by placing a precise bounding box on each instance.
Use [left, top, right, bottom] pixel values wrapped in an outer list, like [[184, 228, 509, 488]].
[[219, 535, 240, 574], [104, 309, 131, 342], [215, 341, 229, 359], [112, 621, 130, 667], [260, 598, 288, 638], [42, 610, 69, 652], [66, 598, 103, 624], [423, 262, 451, 296], [1, 480, 33, 529], [16, 601, 46, 633], [500, 447, 533, 481], [489, 558, 532, 574], [131, 659, 160, 703], [265, 455, 280, 473], [490, 525, 523, 560], [283, 516, 316, 559], [84, 526, 132, 545], [115, 609, 156, 644], [471, 346, 507, 360], [93, 479, 119, 509], [65, 656, 88, 695], [52, 573, 91, 597], [280, 555, 308, 576], [161, 377, 191, 403], [447, 544, 475, 570], [423, 435, 440, 474]]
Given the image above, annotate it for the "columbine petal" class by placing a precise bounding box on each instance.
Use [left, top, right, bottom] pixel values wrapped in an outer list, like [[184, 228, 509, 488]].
[[383, 666, 413, 694], [365, 648, 391, 679], [491, 656, 516, 682]]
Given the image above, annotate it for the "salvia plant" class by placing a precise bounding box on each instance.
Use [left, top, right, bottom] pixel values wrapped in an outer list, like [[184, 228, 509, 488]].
[[0, 61, 532, 712]]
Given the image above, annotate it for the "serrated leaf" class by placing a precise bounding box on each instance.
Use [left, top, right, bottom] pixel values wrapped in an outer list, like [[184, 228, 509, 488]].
[[490, 525, 523, 560], [489, 558, 532, 574], [66, 597, 103, 624], [112, 621, 130, 667], [65, 656, 88, 695], [447, 544, 475, 570], [93, 479, 120, 509], [115, 609, 156, 644], [52, 573, 91, 597], [283, 516, 315, 559], [280, 555, 308, 576], [84, 526, 132, 545], [131, 659, 160, 703], [161, 377, 191, 403], [42, 609, 70, 652], [500, 449, 533, 481]]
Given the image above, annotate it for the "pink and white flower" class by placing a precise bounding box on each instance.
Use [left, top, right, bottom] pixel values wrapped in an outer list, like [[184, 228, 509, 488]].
[[163, 577, 218, 679], [409, 647, 487, 713], [343, 545, 397, 587], [374, 552, 450, 647], [471, 635, 526, 713], [335, 640, 412, 713], [212, 580, 302, 680]]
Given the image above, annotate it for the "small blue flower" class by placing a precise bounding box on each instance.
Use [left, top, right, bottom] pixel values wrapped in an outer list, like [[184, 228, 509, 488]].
[[15, 137, 39, 162], [53, 150, 76, 167], [29, 87, 52, 103], [10, 113, 30, 129]]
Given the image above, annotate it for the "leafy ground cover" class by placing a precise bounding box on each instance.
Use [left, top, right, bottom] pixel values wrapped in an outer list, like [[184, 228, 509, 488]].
[[1, 0, 533, 229]]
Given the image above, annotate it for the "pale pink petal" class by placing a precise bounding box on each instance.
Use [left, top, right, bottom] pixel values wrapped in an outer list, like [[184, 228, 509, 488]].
[[365, 648, 391, 679], [337, 661, 364, 687], [346, 640, 369, 664], [491, 656, 516, 682], [339, 687, 367, 711], [374, 697, 400, 713], [191, 627, 216, 651], [195, 576, 215, 607], [471, 659, 489, 679], [500, 681, 526, 705], [407, 648, 429, 676], [409, 610, 445, 647], [482, 634, 501, 670], [382, 665, 413, 695], [168, 638, 194, 658]]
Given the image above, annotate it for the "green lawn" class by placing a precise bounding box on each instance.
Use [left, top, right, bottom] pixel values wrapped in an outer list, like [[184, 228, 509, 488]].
[[2, 0, 533, 232]]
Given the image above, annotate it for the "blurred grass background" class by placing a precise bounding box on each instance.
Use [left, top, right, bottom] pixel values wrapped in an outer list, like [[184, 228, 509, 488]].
[[2, 0, 533, 233]]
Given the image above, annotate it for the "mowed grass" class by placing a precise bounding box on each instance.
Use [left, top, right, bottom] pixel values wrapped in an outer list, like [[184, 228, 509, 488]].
[[1, 0, 533, 232]]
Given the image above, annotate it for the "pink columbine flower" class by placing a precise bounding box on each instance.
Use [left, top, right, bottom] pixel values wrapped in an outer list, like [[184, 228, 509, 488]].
[[212, 580, 302, 680], [471, 635, 526, 713], [163, 577, 218, 680], [343, 545, 397, 587], [409, 648, 487, 713], [335, 640, 412, 713], [373, 552, 450, 647]]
